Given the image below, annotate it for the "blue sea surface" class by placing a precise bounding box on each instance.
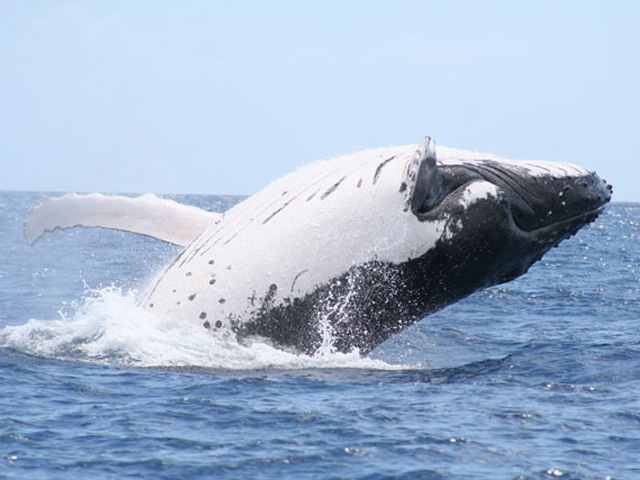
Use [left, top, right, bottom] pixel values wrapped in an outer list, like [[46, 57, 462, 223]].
[[1, 192, 639, 479]]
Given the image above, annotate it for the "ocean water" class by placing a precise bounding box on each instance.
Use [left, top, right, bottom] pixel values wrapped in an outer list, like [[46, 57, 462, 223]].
[[1, 191, 639, 480]]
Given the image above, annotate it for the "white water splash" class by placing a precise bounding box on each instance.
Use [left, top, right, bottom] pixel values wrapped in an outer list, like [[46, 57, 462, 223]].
[[0, 286, 403, 370]]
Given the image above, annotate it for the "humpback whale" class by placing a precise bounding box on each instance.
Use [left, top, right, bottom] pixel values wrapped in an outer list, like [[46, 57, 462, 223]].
[[26, 136, 612, 355]]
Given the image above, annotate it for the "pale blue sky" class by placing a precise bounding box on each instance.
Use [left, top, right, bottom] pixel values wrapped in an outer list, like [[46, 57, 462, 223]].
[[1, 1, 638, 200]]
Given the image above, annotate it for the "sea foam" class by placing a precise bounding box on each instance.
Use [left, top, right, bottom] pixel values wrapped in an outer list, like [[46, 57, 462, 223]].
[[0, 286, 402, 370]]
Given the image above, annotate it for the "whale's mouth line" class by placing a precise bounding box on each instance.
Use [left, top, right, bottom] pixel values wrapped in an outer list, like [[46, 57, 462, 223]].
[[516, 204, 607, 241]]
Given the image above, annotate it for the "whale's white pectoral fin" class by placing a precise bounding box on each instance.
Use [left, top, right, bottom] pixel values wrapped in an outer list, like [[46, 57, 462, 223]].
[[24, 193, 221, 247]]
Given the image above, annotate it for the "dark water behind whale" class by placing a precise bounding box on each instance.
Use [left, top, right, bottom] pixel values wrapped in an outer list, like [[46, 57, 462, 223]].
[[1, 191, 639, 479]]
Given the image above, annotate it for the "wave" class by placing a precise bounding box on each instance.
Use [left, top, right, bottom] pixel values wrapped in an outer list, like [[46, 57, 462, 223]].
[[0, 286, 404, 371]]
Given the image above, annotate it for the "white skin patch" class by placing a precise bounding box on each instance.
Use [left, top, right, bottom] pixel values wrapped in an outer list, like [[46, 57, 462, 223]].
[[459, 182, 500, 209], [443, 218, 463, 241]]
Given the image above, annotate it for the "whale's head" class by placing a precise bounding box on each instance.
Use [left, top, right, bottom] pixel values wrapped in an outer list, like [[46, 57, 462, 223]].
[[408, 137, 612, 289]]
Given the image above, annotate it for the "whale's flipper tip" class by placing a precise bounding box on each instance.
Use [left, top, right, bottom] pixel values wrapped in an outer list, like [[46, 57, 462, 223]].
[[24, 193, 221, 247]]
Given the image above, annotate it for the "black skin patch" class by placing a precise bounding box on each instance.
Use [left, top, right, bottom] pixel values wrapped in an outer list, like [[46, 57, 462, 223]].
[[223, 232, 240, 245], [320, 176, 347, 200], [373, 156, 396, 184], [253, 284, 279, 320], [291, 270, 308, 292], [262, 197, 296, 225], [248, 292, 257, 307]]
